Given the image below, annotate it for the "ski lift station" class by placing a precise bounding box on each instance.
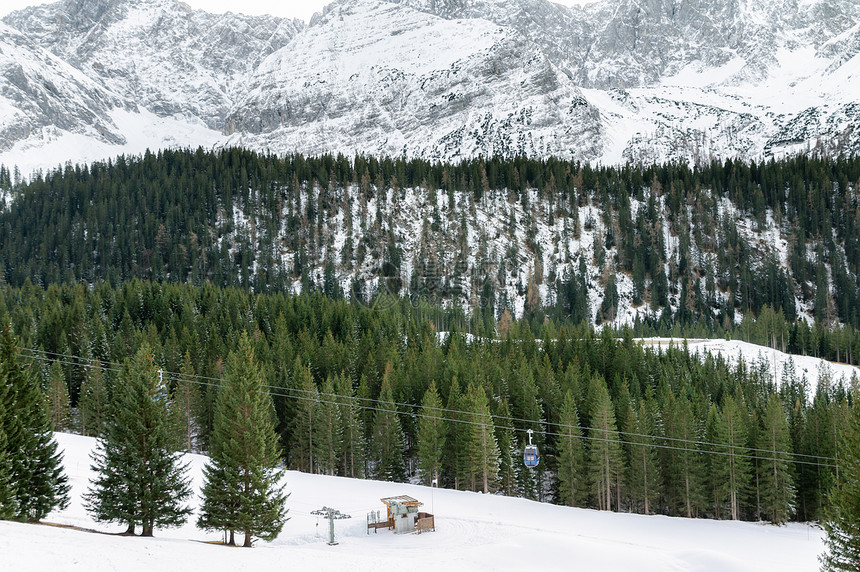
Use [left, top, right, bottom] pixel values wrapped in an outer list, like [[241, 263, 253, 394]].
[[367, 495, 435, 534]]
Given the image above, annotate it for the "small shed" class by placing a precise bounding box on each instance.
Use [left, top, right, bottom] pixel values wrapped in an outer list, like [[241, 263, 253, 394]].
[[368, 495, 434, 534]]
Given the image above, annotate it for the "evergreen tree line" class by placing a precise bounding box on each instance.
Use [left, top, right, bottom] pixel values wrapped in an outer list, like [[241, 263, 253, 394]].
[[2, 149, 859, 331], [1, 321, 287, 545], [0, 324, 69, 521], [4, 280, 857, 524]]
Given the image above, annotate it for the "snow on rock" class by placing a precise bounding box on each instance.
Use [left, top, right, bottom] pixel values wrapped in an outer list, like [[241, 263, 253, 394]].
[[0, 21, 126, 154], [225, 0, 603, 162], [2, 0, 860, 173], [4, 0, 304, 130], [0, 432, 826, 572]]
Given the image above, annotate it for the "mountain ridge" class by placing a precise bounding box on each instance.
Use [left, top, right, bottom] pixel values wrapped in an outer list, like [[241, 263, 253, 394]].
[[0, 0, 859, 173]]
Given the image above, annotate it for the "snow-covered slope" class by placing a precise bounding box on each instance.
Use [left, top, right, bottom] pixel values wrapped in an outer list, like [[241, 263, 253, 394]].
[[639, 338, 860, 396], [0, 0, 859, 172], [0, 432, 826, 571]]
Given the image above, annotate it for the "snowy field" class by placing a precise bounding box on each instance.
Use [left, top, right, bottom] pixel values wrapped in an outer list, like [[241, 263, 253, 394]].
[[0, 433, 825, 572], [638, 338, 860, 395]]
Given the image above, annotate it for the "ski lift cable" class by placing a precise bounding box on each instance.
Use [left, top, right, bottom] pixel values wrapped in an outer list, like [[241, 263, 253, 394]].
[[20, 347, 840, 468], [20, 347, 839, 467], [19, 344, 814, 461], [20, 347, 840, 467], [21, 346, 831, 461], [23, 349, 836, 468]]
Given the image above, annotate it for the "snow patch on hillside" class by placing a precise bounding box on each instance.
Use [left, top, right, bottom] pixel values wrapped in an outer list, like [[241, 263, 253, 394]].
[[0, 109, 222, 177], [639, 338, 860, 395]]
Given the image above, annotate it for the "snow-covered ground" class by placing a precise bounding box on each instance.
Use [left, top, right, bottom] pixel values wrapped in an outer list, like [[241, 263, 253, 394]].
[[0, 432, 826, 571], [0, 108, 222, 179], [638, 338, 860, 395]]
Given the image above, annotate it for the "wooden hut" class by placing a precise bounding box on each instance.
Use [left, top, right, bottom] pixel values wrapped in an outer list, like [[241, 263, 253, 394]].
[[368, 495, 434, 534]]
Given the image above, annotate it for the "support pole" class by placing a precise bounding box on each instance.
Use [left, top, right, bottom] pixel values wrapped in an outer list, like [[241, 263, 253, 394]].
[[311, 507, 351, 546]]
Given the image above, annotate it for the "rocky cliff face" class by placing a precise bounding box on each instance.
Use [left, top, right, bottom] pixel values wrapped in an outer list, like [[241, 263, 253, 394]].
[[397, 0, 860, 88], [1, 0, 859, 172], [0, 21, 125, 153], [225, 0, 604, 162], [4, 0, 303, 130]]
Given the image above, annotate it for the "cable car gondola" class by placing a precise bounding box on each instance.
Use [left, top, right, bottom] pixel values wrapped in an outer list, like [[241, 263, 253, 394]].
[[523, 428, 539, 468]]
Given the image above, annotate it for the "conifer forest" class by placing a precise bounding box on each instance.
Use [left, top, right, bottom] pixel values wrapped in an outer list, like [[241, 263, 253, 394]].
[[1, 149, 860, 530]]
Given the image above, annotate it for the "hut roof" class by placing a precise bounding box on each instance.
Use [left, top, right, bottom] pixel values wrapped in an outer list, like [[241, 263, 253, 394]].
[[380, 495, 423, 507]]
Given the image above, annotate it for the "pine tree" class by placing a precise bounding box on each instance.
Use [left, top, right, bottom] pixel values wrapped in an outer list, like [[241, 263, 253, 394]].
[[759, 395, 795, 524], [197, 333, 288, 547], [288, 358, 318, 472], [587, 378, 623, 511], [370, 363, 406, 481], [173, 351, 199, 452], [46, 360, 71, 432], [336, 372, 365, 478], [820, 384, 860, 570], [464, 383, 500, 493], [0, 324, 69, 521], [79, 361, 108, 437], [417, 381, 444, 486], [556, 390, 585, 507], [314, 375, 341, 476], [84, 343, 191, 536]]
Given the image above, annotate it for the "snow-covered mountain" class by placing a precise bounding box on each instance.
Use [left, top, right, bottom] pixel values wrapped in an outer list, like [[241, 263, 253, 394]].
[[0, 20, 124, 152], [224, 0, 603, 161], [1, 0, 859, 172], [5, 0, 303, 130]]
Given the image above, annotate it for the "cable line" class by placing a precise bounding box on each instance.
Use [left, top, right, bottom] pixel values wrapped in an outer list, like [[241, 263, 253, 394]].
[[19, 346, 839, 469]]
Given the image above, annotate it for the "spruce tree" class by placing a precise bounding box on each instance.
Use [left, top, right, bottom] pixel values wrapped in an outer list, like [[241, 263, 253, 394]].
[[79, 361, 108, 437], [587, 378, 623, 511], [820, 387, 860, 570], [417, 381, 444, 486], [46, 360, 71, 432], [759, 395, 795, 524], [513, 361, 543, 499], [288, 357, 317, 472], [464, 383, 500, 493], [84, 343, 191, 536], [661, 392, 705, 518], [0, 324, 69, 521], [0, 366, 17, 519], [615, 381, 635, 511], [444, 377, 468, 489], [314, 375, 341, 476], [707, 397, 751, 520], [173, 351, 199, 452], [336, 372, 365, 478], [197, 333, 288, 547], [495, 397, 518, 496], [556, 389, 584, 507], [626, 398, 662, 514], [370, 363, 406, 481]]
